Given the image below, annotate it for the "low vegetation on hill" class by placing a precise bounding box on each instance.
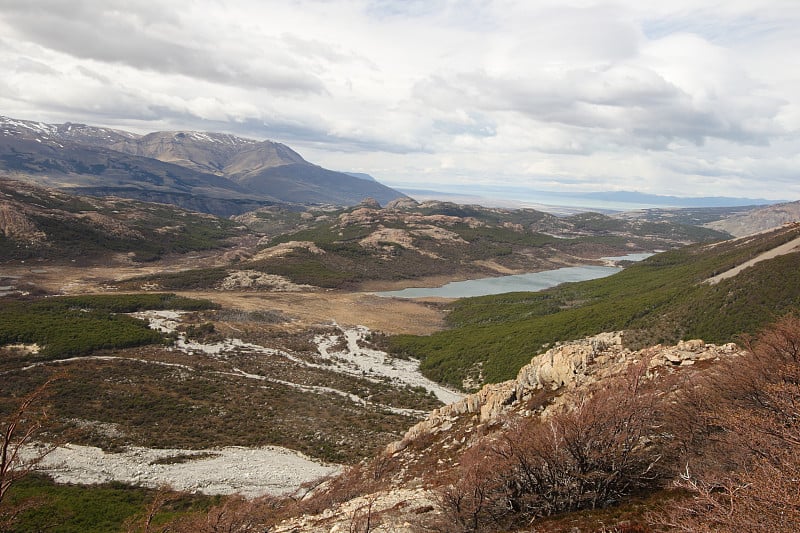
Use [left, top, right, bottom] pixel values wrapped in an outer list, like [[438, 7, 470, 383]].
[[2, 474, 219, 533], [0, 179, 243, 263], [390, 224, 800, 388], [130, 201, 728, 291], [0, 294, 217, 359], [7, 315, 795, 532]]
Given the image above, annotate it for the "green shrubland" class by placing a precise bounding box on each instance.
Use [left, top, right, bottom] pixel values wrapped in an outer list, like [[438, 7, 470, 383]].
[[390, 226, 800, 389], [0, 180, 242, 263], [3, 474, 217, 533], [140, 202, 728, 290], [0, 294, 217, 359]]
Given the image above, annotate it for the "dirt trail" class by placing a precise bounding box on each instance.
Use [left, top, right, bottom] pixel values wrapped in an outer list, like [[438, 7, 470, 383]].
[[705, 235, 800, 284]]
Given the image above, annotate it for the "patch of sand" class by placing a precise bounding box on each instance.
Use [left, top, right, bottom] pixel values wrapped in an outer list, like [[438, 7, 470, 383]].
[[705, 235, 800, 284], [472, 259, 519, 275]]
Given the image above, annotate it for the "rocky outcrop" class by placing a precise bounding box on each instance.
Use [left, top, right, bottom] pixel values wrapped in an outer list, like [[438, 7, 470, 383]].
[[386, 334, 742, 455], [273, 487, 437, 533], [218, 270, 313, 291], [251, 240, 326, 260], [386, 197, 419, 210], [358, 197, 382, 209]]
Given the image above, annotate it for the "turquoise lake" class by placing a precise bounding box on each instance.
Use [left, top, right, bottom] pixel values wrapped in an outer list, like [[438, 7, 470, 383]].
[[375, 253, 652, 299]]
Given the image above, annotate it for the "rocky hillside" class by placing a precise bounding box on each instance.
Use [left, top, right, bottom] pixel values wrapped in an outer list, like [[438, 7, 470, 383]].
[[703, 199, 800, 236], [0, 115, 407, 213], [0, 178, 244, 263], [127, 198, 726, 294], [270, 332, 745, 532]]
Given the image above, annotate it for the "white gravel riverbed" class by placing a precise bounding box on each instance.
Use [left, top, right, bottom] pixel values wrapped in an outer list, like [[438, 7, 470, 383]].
[[23, 443, 339, 497], [18, 311, 461, 497]]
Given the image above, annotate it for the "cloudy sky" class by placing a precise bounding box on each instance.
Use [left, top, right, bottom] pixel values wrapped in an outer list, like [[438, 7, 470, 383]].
[[1, 0, 799, 201]]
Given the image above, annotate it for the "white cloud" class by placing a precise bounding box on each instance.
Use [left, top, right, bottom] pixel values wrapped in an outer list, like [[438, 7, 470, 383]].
[[0, 0, 798, 201]]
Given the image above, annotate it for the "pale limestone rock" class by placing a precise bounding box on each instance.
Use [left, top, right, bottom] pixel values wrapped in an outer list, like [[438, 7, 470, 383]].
[[251, 241, 325, 260], [218, 270, 313, 291], [385, 197, 419, 210], [385, 333, 745, 457]]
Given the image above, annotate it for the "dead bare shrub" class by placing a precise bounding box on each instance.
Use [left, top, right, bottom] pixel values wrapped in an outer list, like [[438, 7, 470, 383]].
[[436, 444, 502, 532], [651, 315, 800, 531], [0, 376, 62, 530], [437, 361, 678, 531], [348, 494, 378, 533], [157, 493, 284, 533]]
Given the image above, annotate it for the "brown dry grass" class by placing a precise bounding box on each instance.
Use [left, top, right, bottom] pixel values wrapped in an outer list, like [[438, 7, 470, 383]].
[[1, 257, 448, 336], [185, 291, 446, 335]]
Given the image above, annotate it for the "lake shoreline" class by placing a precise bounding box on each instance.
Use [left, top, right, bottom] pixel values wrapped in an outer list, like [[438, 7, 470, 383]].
[[372, 253, 653, 299]]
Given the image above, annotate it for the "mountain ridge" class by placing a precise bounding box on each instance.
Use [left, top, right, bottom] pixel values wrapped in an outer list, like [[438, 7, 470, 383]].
[[0, 115, 407, 213], [703, 199, 800, 236]]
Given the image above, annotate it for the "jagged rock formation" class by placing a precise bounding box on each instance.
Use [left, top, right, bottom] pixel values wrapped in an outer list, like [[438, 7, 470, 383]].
[[385, 197, 419, 210], [387, 333, 740, 456], [358, 197, 382, 209], [271, 335, 743, 532], [218, 270, 312, 291]]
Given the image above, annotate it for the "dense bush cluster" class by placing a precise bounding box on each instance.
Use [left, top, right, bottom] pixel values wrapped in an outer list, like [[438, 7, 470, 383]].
[[0, 294, 217, 358], [651, 315, 800, 531]]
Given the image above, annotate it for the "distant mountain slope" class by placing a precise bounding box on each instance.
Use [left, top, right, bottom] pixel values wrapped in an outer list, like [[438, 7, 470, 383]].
[[0, 178, 243, 263], [345, 172, 378, 182], [0, 115, 138, 146], [703, 200, 800, 236], [0, 115, 408, 211], [232, 163, 405, 205], [0, 135, 270, 216], [109, 130, 304, 177], [112, 129, 405, 206], [580, 190, 777, 208]]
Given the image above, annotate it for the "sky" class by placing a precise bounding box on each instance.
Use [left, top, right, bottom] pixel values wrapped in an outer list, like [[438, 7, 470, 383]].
[[1, 0, 799, 201]]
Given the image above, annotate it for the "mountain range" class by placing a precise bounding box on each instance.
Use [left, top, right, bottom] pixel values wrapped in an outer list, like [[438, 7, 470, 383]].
[[405, 185, 781, 213], [0, 116, 406, 216]]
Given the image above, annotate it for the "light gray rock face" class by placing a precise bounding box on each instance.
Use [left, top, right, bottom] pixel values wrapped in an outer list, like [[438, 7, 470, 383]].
[[386, 333, 743, 455]]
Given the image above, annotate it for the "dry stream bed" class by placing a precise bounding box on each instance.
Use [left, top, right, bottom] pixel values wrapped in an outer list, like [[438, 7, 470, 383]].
[[10, 304, 460, 497]]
